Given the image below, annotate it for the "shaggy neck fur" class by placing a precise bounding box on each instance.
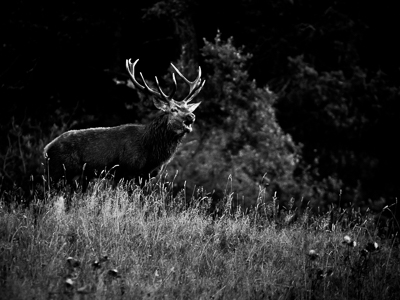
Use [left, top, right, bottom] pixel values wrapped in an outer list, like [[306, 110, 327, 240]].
[[142, 113, 184, 165]]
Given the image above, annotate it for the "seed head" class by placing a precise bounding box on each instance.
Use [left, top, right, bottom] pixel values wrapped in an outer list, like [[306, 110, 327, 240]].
[[342, 235, 357, 247], [92, 260, 101, 269], [65, 278, 74, 287], [308, 249, 319, 260], [108, 269, 119, 277], [67, 257, 81, 268], [363, 242, 379, 254], [366, 242, 379, 252], [343, 235, 351, 244]]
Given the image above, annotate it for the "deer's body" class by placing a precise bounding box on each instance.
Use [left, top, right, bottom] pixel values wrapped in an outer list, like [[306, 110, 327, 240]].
[[44, 59, 204, 189]]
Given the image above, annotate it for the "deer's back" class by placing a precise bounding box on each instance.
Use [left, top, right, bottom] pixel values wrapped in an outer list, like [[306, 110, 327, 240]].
[[44, 124, 147, 182]]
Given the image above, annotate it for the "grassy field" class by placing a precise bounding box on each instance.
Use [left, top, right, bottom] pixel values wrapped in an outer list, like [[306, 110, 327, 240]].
[[0, 179, 399, 300]]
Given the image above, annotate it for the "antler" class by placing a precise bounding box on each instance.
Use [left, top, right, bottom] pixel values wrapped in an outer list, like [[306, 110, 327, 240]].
[[170, 63, 205, 103], [126, 59, 177, 103], [126, 58, 205, 104]]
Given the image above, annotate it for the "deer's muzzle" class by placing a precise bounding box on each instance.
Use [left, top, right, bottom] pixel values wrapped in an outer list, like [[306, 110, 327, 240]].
[[183, 114, 195, 132]]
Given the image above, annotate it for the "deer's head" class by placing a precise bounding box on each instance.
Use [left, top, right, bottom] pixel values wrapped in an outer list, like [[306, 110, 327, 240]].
[[126, 59, 205, 135]]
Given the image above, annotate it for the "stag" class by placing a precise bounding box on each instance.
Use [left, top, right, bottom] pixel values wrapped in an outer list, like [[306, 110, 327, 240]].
[[44, 59, 205, 191]]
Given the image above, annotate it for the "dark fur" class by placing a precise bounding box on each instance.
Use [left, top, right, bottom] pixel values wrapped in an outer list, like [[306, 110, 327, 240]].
[[44, 113, 185, 190]]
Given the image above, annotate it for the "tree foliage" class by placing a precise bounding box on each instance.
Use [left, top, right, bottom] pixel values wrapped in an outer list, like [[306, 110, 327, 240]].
[[277, 55, 400, 206]]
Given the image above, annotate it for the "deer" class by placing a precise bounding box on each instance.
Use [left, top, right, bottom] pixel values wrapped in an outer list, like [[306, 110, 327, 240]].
[[43, 58, 205, 193]]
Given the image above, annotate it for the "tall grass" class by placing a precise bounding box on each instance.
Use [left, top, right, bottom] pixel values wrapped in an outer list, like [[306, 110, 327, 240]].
[[0, 179, 399, 300]]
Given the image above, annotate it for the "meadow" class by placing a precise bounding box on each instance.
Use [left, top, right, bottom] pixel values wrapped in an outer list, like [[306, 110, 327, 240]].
[[0, 178, 399, 300]]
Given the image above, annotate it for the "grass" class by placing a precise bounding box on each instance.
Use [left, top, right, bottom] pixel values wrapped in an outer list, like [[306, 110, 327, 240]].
[[0, 178, 399, 299]]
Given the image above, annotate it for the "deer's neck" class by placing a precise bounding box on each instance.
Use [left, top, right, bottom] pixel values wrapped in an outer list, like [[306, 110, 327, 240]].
[[142, 114, 184, 164]]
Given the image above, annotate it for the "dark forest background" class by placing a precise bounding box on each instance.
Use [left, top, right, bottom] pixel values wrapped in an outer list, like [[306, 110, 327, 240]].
[[1, 0, 399, 212]]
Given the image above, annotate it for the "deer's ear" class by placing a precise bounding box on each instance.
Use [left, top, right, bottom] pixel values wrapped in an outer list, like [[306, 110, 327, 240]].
[[153, 98, 170, 111], [187, 102, 201, 112]]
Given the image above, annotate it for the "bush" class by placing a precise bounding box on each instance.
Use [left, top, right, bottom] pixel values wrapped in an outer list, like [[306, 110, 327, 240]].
[[166, 32, 301, 209]]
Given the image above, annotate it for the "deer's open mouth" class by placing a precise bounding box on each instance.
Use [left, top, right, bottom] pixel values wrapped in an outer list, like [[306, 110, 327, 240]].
[[183, 121, 193, 132]]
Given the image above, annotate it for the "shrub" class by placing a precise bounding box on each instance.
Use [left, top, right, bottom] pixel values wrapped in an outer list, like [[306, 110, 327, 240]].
[[166, 32, 300, 209]]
